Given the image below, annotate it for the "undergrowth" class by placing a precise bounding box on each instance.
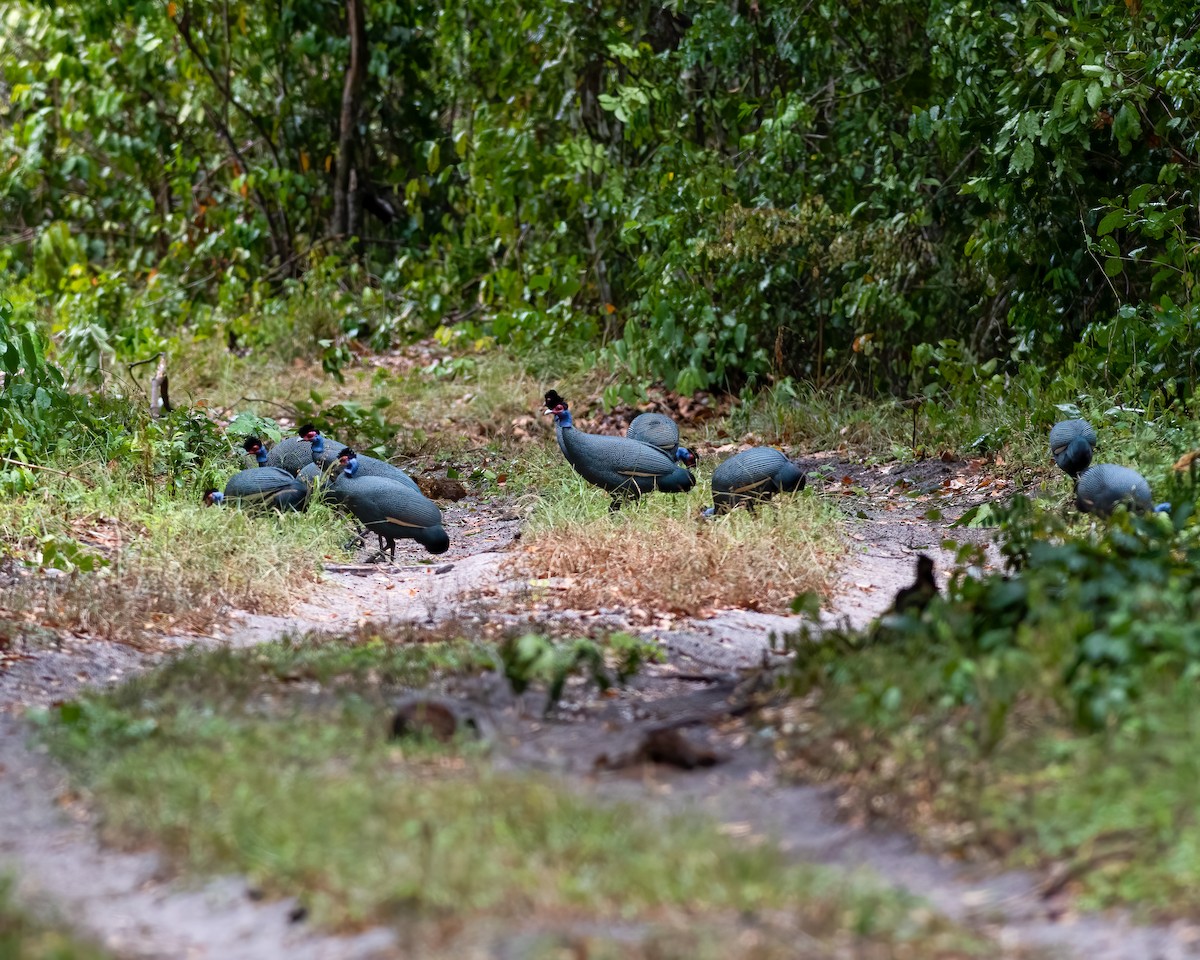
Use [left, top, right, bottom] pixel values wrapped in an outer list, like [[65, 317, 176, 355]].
[[774, 488, 1200, 916], [175, 335, 544, 460]]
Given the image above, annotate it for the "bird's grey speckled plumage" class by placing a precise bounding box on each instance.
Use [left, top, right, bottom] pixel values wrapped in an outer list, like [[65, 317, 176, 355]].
[[626, 411, 696, 465], [222, 466, 309, 511], [302, 429, 421, 494], [332, 462, 448, 556], [710, 447, 805, 514], [1075, 463, 1153, 516], [547, 404, 694, 508], [627, 413, 680, 455], [1049, 419, 1097, 478], [297, 461, 342, 504], [266, 434, 345, 476]]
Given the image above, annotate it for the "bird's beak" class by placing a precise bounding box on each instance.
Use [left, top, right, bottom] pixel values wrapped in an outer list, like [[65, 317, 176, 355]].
[[542, 407, 552, 415]]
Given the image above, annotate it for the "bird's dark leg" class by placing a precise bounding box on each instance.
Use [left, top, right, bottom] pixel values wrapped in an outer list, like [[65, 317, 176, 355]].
[[342, 527, 369, 552], [388, 538, 396, 563], [362, 533, 390, 564], [609, 497, 622, 512]]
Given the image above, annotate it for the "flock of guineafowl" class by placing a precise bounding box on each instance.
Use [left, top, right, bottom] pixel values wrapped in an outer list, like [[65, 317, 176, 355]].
[[1049, 417, 1168, 515], [204, 426, 449, 560], [201, 394, 1166, 564]]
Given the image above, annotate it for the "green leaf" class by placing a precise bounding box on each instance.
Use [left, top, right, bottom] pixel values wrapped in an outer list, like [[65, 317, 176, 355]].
[[1097, 209, 1127, 236], [1112, 102, 1142, 154], [1009, 139, 1035, 175]]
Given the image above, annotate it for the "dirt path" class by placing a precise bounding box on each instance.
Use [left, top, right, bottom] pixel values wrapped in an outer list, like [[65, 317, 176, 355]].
[[2, 461, 1198, 960]]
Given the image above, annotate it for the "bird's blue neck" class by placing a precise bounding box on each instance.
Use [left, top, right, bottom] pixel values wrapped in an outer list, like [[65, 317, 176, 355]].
[[556, 410, 574, 430], [210, 491, 225, 505], [310, 433, 325, 455], [343, 457, 359, 478], [255, 447, 268, 466]]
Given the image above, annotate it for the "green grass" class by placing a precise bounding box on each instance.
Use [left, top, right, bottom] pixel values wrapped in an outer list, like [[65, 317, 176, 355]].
[[0, 879, 110, 960], [40, 634, 1017, 959]]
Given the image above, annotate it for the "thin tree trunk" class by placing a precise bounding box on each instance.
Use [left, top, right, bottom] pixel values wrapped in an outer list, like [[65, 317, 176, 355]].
[[174, 3, 294, 271], [331, 0, 367, 238], [150, 354, 172, 418]]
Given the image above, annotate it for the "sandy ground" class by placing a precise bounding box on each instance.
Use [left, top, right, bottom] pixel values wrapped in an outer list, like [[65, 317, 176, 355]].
[[3, 459, 1198, 960]]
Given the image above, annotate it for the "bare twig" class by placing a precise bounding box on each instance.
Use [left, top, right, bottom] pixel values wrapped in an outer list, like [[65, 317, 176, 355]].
[[150, 354, 172, 418], [239, 397, 300, 418], [0, 457, 95, 488], [126, 352, 164, 400]]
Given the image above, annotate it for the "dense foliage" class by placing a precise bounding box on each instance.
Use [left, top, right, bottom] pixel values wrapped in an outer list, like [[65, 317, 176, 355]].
[[794, 485, 1200, 734], [780, 491, 1200, 914], [1, 0, 1197, 398]]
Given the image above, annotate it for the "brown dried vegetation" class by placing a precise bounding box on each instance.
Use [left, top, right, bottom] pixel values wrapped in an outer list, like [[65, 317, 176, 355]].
[[511, 497, 838, 619]]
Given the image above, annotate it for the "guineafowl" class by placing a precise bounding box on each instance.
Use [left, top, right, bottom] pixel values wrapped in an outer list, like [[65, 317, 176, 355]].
[[250, 431, 337, 501], [544, 390, 571, 458], [262, 429, 345, 476], [705, 447, 806, 515], [543, 392, 695, 511], [242, 435, 270, 468], [1049, 419, 1097, 478], [626, 412, 697, 466], [299, 424, 421, 494], [295, 460, 344, 505], [892, 555, 938, 614], [203, 464, 309, 512], [331, 449, 449, 558], [1075, 464, 1168, 516]]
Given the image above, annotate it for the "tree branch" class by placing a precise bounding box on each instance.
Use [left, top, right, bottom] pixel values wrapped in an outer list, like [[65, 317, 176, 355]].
[[331, 0, 367, 238]]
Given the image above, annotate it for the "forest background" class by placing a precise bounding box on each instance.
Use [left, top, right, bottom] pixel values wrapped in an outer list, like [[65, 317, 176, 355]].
[[2, 0, 1196, 426]]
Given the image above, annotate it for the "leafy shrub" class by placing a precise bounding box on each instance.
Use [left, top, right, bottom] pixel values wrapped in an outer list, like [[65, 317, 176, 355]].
[[497, 632, 661, 715], [0, 292, 97, 488], [792, 491, 1200, 733], [5, 0, 1200, 406]]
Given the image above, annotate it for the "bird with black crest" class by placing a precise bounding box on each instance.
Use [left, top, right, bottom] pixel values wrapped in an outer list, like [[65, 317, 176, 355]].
[[328, 447, 449, 559], [203, 436, 309, 511], [542, 389, 695, 511]]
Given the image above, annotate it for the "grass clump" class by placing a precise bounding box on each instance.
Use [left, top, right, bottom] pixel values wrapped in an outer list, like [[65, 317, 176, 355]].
[[774, 493, 1200, 916], [0, 878, 110, 960], [41, 636, 1010, 959], [0, 463, 344, 645], [511, 454, 842, 616]]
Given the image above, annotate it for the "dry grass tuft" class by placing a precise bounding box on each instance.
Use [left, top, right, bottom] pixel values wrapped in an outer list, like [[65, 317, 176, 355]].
[[0, 479, 341, 647], [510, 483, 840, 617]]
